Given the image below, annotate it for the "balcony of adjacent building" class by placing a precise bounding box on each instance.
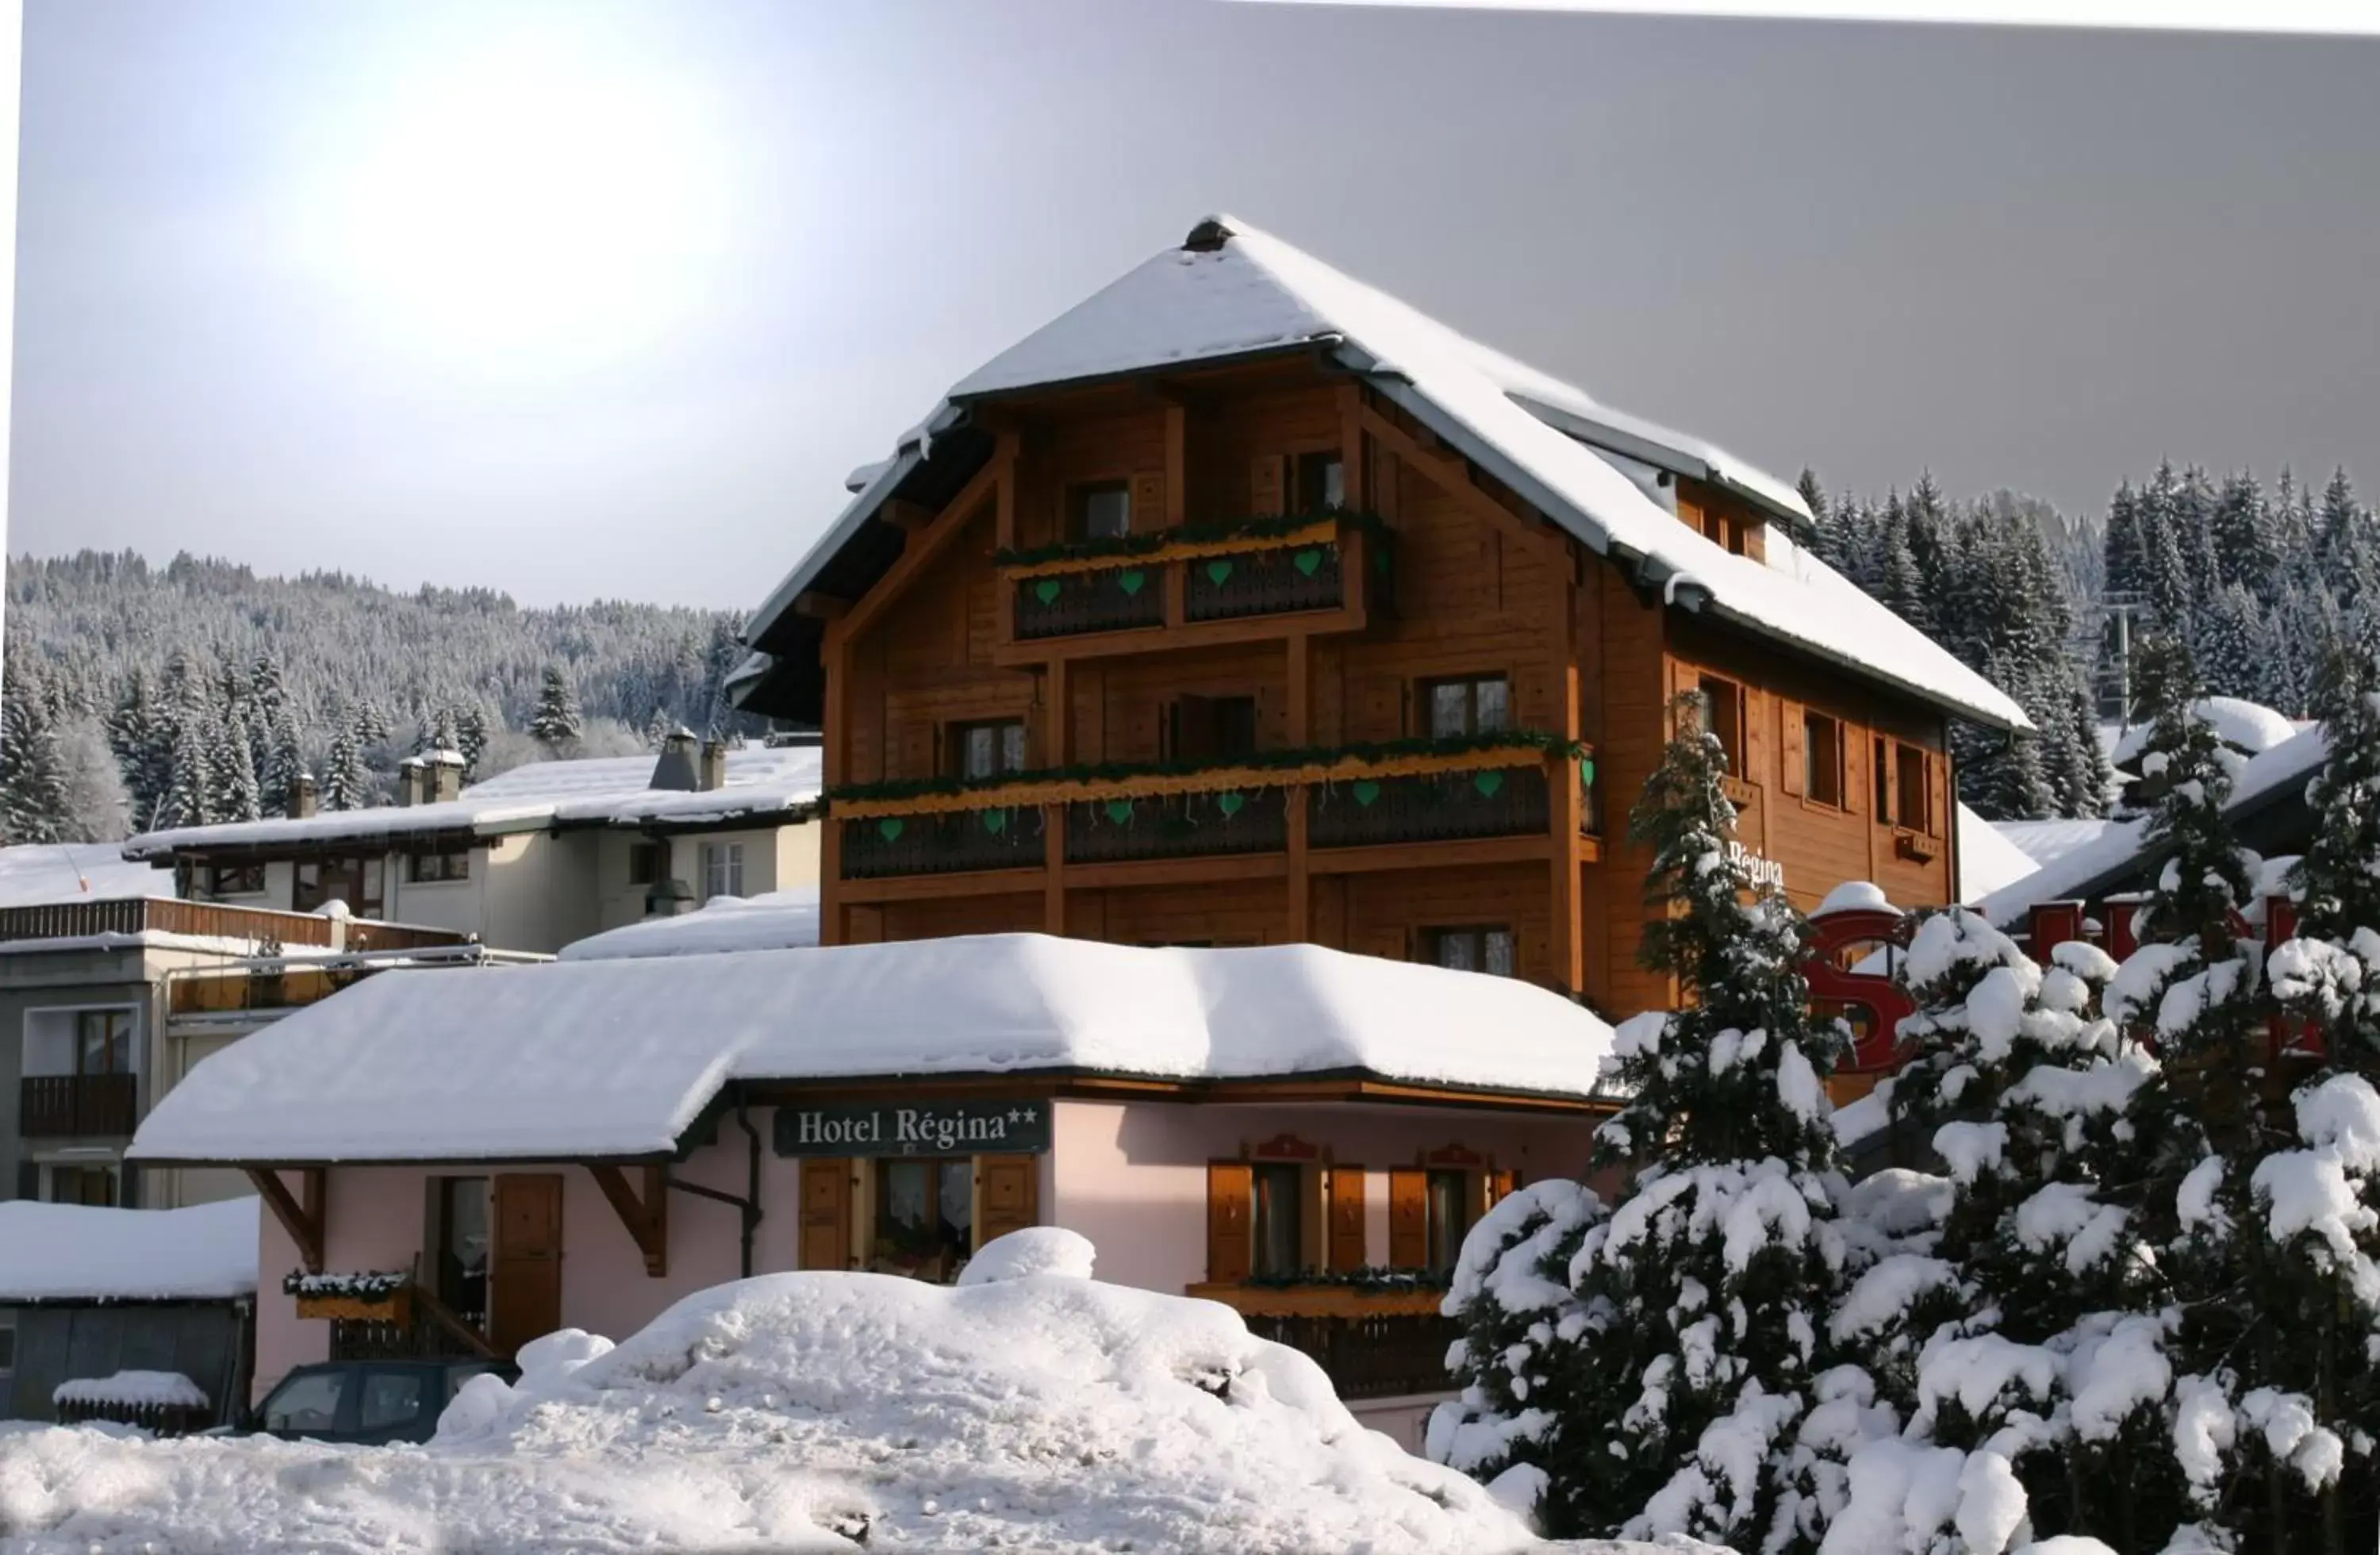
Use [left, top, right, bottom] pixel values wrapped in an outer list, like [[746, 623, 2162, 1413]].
[[830, 735, 1601, 891], [0, 897, 466, 956]]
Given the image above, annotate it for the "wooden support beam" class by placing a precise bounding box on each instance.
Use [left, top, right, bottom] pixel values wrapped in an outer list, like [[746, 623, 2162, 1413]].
[[586, 1163, 670, 1278], [828, 445, 1008, 649], [793, 590, 848, 621], [879, 499, 934, 536], [1359, 407, 1561, 559], [248, 1166, 325, 1274]]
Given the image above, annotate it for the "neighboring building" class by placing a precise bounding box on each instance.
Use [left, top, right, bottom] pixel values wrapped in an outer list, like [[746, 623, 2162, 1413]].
[[0, 889, 486, 1210], [121, 733, 824, 957], [128, 935, 1616, 1449], [0, 1196, 258, 1426], [727, 216, 2026, 1018]]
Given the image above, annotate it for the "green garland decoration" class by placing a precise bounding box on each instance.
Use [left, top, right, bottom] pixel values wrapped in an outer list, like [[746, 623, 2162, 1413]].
[[1238, 1265, 1453, 1293], [994, 507, 1393, 570], [827, 728, 1589, 808], [282, 1269, 409, 1299]]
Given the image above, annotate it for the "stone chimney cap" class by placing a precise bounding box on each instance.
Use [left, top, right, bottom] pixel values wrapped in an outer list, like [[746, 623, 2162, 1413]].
[[424, 749, 466, 766]]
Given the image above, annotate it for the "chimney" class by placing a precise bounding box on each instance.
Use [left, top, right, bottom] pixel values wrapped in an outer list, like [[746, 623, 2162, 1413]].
[[426, 750, 464, 804], [397, 756, 424, 807], [289, 772, 319, 820], [650, 728, 700, 792], [699, 740, 728, 793]]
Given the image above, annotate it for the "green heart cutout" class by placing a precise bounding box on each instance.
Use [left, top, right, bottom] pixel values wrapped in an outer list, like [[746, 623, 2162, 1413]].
[[1352, 779, 1382, 808], [981, 808, 1006, 835], [1116, 569, 1146, 597], [1473, 770, 1506, 798], [1205, 559, 1234, 586], [1216, 791, 1245, 818], [1033, 578, 1062, 605], [1292, 549, 1323, 578], [1105, 799, 1134, 824], [877, 817, 904, 843]]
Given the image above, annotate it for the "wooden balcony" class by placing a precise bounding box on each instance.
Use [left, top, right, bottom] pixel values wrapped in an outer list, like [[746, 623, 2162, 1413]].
[[832, 739, 1590, 882], [19, 1073, 138, 1138], [1185, 1282, 1459, 1400], [0, 897, 466, 953], [996, 516, 1382, 662]]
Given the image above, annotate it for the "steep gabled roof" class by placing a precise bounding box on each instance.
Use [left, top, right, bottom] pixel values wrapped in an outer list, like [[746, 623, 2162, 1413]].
[[739, 216, 2027, 732]]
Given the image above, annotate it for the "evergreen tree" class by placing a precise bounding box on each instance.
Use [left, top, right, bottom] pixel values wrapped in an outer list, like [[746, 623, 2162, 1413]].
[[320, 715, 371, 812], [2103, 483, 2145, 603], [263, 707, 305, 817], [152, 712, 215, 831], [208, 707, 262, 824], [528, 665, 582, 752], [0, 670, 70, 844], [2194, 582, 2267, 701], [2210, 471, 2277, 599], [455, 704, 489, 776]]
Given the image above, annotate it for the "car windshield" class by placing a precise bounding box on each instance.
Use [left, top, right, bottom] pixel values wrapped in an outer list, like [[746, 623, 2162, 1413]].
[[261, 1369, 344, 1434]]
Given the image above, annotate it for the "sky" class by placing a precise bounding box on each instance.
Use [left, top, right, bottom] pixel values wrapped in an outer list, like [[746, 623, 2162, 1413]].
[[10, 0, 2379, 610]]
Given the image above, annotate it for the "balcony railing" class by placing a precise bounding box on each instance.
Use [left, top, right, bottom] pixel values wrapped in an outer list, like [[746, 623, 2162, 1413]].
[[1000, 516, 1376, 646], [1307, 763, 1549, 850], [0, 898, 466, 953], [834, 739, 1589, 881], [1183, 542, 1344, 622], [1185, 1284, 1458, 1400], [19, 1073, 138, 1138], [1012, 566, 1165, 640]]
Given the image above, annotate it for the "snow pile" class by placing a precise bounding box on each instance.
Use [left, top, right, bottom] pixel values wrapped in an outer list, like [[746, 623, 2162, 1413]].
[[1, 1232, 1584, 1554], [559, 886, 822, 962], [2109, 697, 2296, 769], [0, 1197, 258, 1302], [52, 1373, 209, 1411]]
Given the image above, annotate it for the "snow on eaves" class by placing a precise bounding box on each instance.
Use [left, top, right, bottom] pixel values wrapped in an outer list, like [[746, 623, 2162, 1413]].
[[129, 935, 1617, 1164], [751, 217, 2023, 731], [0, 1197, 258, 1302], [121, 745, 823, 862]]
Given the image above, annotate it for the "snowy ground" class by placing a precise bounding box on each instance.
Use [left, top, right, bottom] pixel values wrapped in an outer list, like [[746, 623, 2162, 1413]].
[[0, 1231, 1685, 1554]]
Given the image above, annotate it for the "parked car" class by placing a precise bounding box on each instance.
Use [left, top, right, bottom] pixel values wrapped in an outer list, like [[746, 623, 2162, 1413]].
[[248, 1358, 516, 1445]]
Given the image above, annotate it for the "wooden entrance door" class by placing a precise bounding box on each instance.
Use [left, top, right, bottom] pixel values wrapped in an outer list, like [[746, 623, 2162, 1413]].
[[489, 1173, 562, 1357], [800, 1158, 851, 1270]]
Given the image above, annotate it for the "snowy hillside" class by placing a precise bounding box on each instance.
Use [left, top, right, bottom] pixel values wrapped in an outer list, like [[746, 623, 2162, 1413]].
[[0, 1230, 1679, 1554]]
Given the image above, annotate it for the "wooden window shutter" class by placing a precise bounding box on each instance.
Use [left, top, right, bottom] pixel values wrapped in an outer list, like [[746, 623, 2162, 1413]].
[[1132, 471, 1165, 531], [1327, 1165, 1368, 1272], [1926, 751, 1944, 837], [799, 1158, 852, 1271], [1488, 1169, 1520, 1206], [1743, 689, 1768, 786], [1779, 701, 1807, 796], [1388, 1169, 1426, 1269], [977, 1154, 1039, 1246], [1207, 1161, 1253, 1284], [1250, 454, 1286, 518]]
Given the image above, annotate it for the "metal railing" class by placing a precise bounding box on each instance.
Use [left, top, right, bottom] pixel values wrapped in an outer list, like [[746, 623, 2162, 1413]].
[[1064, 789, 1290, 865], [842, 805, 1048, 879], [1307, 764, 1550, 850], [18, 1073, 138, 1138]]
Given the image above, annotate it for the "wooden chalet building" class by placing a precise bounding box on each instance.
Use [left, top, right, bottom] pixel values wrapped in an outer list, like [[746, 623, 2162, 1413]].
[[730, 217, 2027, 1016]]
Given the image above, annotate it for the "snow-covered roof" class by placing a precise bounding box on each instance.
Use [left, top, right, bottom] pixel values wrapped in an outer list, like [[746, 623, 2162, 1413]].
[[2108, 697, 2297, 769], [747, 217, 2026, 732], [130, 935, 1617, 1164], [0, 843, 165, 906], [1991, 817, 2120, 868], [1955, 804, 2041, 904], [1978, 722, 2330, 926], [560, 887, 821, 962], [0, 1197, 258, 1303], [121, 743, 823, 862]]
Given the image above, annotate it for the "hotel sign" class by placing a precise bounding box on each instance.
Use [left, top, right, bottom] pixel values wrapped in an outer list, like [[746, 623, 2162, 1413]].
[[773, 1100, 1051, 1158]]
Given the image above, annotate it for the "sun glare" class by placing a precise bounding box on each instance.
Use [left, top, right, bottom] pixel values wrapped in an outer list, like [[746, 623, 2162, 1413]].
[[317, 36, 734, 380]]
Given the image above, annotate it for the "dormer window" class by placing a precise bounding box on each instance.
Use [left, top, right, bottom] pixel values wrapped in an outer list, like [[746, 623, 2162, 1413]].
[[1069, 482, 1131, 541]]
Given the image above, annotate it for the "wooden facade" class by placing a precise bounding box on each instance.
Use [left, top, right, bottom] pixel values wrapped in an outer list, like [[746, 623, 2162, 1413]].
[[803, 355, 1958, 1016]]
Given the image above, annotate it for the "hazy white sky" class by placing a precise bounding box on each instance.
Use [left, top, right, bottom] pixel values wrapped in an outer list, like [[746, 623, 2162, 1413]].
[[11, 0, 2379, 609]]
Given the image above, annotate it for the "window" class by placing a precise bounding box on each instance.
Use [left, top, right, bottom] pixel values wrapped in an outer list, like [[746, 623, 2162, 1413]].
[[1873, 736, 1892, 820], [294, 856, 383, 917], [1698, 676, 1745, 776], [1803, 710, 1844, 808], [359, 1369, 425, 1433], [949, 720, 1028, 781], [50, 1165, 119, 1207], [628, 843, 668, 887], [0, 1315, 14, 1376], [1251, 1162, 1303, 1278], [701, 843, 745, 900], [1895, 742, 1932, 834], [1165, 695, 1258, 763], [1294, 451, 1345, 512], [1069, 481, 1131, 540], [204, 862, 264, 897], [434, 1177, 490, 1334], [1427, 927, 1516, 978], [263, 1369, 346, 1434], [872, 1158, 974, 1282], [1425, 1170, 1476, 1275], [407, 849, 470, 884], [76, 1010, 132, 1076], [1423, 675, 1510, 739]]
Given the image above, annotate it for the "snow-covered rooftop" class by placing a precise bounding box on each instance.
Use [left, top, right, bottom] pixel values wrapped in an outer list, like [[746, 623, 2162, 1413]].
[[130, 935, 1616, 1164], [559, 887, 822, 962], [0, 843, 165, 907], [750, 216, 2026, 731], [1991, 817, 2121, 869], [2107, 696, 2298, 769], [121, 743, 823, 861], [1955, 804, 2040, 904], [0, 1197, 259, 1303]]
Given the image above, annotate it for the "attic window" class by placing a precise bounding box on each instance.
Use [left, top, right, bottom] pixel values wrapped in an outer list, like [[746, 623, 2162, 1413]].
[[1069, 482, 1131, 541], [1294, 451, 1345, 512]]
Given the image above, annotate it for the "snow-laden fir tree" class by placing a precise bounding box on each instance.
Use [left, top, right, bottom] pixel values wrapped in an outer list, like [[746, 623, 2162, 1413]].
[[207, 711, 261, 824], [529, 665, 582, 753], [0, 667, 70, 843], [262, 707, 305, 817], [455, 704, 489, 776], [1479, 691, 1850, 1549], [320, 715, 372, 812]]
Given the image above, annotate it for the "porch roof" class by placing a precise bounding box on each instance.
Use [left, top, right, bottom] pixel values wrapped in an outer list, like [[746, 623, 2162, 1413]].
[[128, 935, 1617, 1165], [0, 1197, 259, 1304]]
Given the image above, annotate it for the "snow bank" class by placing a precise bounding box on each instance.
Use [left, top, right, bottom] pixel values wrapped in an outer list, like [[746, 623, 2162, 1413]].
[[0, 1198, 258, 1302], [559, 887, 822, 962], [0, 1231, 1565, 1554], [52, 1373, 209, 1411], [131, 935, 1616, 1163]]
